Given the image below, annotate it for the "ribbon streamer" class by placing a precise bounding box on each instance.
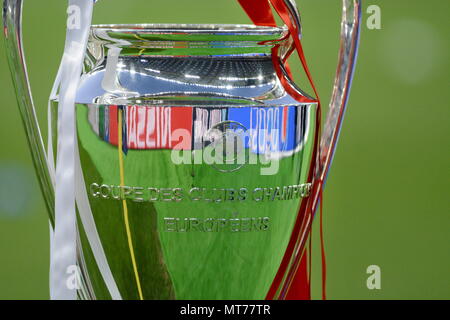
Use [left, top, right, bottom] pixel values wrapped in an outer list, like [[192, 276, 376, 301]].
[[50, 0, 94, 300]]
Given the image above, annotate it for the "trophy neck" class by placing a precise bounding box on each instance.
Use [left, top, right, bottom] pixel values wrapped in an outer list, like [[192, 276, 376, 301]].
[[75, 24, 314, 107]]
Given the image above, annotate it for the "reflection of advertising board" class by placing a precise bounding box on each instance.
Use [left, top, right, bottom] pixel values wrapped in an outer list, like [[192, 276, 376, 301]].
[[126, 105, 193, 150], [227, 106, 300, 154], [88, 105, 307, 155], [192, 108, 228, 150], [88, 105, 193, 151]]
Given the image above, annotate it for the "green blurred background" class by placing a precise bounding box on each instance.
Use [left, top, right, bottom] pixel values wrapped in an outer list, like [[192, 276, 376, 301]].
[[0, 0, 448, 299]]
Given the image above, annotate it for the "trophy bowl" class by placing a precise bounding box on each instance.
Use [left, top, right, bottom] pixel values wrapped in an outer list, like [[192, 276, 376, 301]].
[[62, 23, 317, 300]]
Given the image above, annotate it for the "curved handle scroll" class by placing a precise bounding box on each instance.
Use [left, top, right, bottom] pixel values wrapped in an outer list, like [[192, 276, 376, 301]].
[[282, 0, 362, 185], [3, 0, 55, 223], [318, 0, 362, 185]]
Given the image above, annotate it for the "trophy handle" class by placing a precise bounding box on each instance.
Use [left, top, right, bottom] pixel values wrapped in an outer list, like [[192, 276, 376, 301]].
[[317, 0, 362, 184], [3, 0, 55, 223], [283, 0, 362, 184]]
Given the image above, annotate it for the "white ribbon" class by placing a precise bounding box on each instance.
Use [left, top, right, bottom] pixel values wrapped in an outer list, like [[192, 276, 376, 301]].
[[50, 0, 94, 300]]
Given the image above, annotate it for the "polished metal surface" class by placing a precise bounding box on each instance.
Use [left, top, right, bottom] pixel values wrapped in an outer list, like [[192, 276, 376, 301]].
[[318, 0, 362, 183], [80, 23, 299, 107], [3, 0, 361, 300], [64, 23, 318, 299], [2, 0, 55, 223]]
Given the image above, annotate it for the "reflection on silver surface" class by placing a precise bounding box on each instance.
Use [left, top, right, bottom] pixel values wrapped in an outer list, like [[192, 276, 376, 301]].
[[318, 0, 362, 183], [2, 0, 55, 222], [62, 23, 317, 299], [4, 0, 361, 301], [79, 23, 306, 108]]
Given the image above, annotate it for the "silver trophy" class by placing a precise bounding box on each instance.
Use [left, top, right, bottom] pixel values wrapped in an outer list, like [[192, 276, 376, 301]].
[[3, 0, 361, 299]]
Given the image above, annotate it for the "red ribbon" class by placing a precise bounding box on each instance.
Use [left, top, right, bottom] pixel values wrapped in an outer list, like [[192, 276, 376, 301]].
[[238, 0, 326, 300], [238, 0, 277, 26]]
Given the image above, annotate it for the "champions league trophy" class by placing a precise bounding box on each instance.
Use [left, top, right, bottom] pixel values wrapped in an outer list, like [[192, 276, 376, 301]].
[[3, 0, 361, 299]]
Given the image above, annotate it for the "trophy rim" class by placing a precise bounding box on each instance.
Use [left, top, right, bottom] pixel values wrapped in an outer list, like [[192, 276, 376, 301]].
[[91, 23, 288, 36]]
